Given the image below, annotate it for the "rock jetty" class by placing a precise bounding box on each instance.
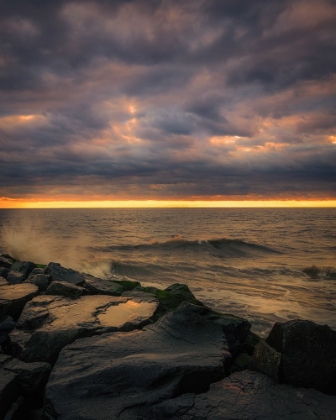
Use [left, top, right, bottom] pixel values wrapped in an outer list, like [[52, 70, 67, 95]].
[[0, 254, 336, 419]]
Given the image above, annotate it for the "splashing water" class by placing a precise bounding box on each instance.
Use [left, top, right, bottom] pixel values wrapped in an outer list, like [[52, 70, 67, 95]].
[[0, 214, 111, 278]]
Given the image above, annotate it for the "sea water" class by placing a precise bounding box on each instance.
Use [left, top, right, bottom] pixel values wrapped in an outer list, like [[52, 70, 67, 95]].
[[0, 208, 335, 336]]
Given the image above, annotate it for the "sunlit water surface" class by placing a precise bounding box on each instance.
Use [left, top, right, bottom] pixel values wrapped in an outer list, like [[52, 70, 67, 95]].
[[0, 208, 335, 336]]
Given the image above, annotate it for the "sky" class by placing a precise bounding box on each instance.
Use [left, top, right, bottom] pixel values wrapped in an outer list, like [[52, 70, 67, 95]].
[[1, 0, 336, 207]]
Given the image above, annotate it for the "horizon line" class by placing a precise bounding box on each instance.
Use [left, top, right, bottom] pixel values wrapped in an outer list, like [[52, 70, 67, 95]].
[[1, 199, 336, 209]]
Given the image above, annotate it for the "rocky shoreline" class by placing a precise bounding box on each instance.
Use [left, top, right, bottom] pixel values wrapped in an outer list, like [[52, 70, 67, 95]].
[[1, 254, 336, 419]]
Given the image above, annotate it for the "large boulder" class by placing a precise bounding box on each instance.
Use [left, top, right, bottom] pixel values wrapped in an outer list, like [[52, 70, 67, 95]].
[[266, 319, 336, 395], [248, 339, 281, 380], [44, 262, 85, 286], [0, 283, 38, 320], [25, 273, 50, 292], [82, 274, 123, 296], [45, 281, 87, 299], [6, 271, 25, 285], [205, 311, 251, 356], [44, 302, 231, 419], [150, 370, 336, 419], [9, 293, 159, 363], [10, 261, 36, 279]]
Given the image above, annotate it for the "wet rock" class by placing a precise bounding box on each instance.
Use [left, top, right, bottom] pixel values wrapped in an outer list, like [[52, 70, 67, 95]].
[[0, 316, 16, 345], [7, 272, 25, 285], [44, 302, 231, 419], [82, 274, 123, 296], [44, 262, 85, 286], [150, 370, 336, 419], [249, 339, 281, 380], [10, 293, 158, 363], [25, 274, 50, 292], [45, 281, 87, 299], [266, 319, 336, 395], [0, 267, 8, 278], [10, 261, 36, 280], [0, 283, 38, 320]]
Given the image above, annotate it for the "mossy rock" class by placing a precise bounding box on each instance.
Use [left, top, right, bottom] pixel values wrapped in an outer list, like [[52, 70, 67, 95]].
[[112, 280, 141, 291], [152, 285, 203, 321], [165, 283, 200, 304], [36, 263, 46, 269], [140, 286, 160, 295]]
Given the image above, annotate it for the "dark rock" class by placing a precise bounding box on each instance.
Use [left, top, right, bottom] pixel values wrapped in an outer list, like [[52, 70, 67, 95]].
[[249, 339, 281, 380], [44, 302, 231, 419], [45, 281, 87, 299], [6, 272, 25, 285], [0, 368, 18, 419], [25, 274, 50, 292], [30, 268, 44, 275], [10, 293, 158, 363], [44, 262, 85, 286], [0, 283, 38, 320], [0, 354, 51, 415], [240, 330, 261, 355], [10, 261, 36, 279], [3, 395, 26, 420], [150, 370, 336, 419], [204, 310, 251, 356], [153, 285, 203, 321], [232, 352, 252, 372], [0, 256, 13, 269], [0, 316, 16, 345], [165, 283, 200, 303], [0, 267, 8, 278], [82, 274, 123, 296], [266, 319, 336, 395]]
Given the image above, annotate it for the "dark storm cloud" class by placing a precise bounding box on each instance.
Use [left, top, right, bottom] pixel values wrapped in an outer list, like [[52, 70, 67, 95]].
[[1, 0, 336, 201]]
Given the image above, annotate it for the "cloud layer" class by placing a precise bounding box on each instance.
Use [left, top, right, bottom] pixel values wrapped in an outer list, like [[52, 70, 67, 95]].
[[1, 0, 336, 201]]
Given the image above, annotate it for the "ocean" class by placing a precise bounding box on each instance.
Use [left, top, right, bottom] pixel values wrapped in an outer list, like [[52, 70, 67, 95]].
[[0, 208, 335, 336]]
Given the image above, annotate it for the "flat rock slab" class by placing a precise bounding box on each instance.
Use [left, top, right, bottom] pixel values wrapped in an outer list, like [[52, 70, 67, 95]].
[[0, 283, 38, 320], [151, 370, 336, 420], [10, 294, 158, 363], [44, 302, 231, 420]]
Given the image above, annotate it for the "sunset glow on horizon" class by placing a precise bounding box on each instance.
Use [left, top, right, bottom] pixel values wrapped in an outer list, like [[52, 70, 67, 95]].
[[1, 199, 336, 209]]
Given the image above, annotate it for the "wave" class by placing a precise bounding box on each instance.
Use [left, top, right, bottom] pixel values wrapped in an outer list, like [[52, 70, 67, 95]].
[[98, 236, 280, 257]]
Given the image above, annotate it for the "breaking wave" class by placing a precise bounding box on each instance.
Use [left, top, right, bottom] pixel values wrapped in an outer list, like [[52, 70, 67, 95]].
[[99, 236, 279, 257]]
